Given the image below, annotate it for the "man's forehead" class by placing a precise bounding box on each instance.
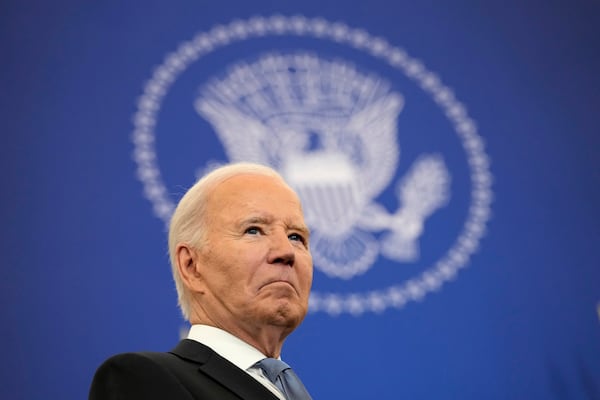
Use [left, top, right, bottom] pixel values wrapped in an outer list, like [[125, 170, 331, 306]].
[[214, 173, 292, 195], [212, 174, 301, 205], [208, 174, 305, 218]]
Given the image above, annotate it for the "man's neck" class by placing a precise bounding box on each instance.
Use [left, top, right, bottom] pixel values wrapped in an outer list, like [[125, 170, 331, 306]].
[[190, 315, 291, 358]]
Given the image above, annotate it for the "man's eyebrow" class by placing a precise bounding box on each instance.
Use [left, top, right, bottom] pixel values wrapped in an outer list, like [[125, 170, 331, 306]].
[[238, 215, 273, 226], [288, 223, 311, 238]]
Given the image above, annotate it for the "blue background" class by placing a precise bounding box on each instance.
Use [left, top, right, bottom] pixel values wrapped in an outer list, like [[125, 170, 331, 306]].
[[1, 1, 599, 399]]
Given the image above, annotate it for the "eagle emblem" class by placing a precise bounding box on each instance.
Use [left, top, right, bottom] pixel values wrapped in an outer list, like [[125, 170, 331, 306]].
[[195, 52, 450, 279]]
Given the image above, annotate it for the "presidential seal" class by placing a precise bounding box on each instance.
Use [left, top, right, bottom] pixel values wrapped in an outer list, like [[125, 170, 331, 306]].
[[132, 15, 493, 316]]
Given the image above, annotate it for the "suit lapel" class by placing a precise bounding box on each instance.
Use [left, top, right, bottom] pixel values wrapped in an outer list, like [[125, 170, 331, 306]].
[[170, 339, 280, 400]]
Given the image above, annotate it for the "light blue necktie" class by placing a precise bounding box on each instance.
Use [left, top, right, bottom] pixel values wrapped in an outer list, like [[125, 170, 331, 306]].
[[256, 358, 313, 400]]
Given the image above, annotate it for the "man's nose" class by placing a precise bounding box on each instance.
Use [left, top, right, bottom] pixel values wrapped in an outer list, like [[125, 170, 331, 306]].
[[267, 232, 295, 267]]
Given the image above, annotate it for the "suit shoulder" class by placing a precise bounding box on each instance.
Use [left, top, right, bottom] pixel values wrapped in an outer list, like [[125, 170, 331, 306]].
[[89, 352, 194, 400]]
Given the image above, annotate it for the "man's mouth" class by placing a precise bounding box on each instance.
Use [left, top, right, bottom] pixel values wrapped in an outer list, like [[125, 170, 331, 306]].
[[260, 280, 297, 294]]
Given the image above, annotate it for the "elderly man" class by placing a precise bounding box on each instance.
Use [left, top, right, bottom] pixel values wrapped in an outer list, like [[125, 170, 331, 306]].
[[89, 163, 314, 400]]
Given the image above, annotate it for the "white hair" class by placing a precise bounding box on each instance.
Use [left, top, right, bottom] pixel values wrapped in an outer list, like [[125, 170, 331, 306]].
[[168, 162, 287, 321]]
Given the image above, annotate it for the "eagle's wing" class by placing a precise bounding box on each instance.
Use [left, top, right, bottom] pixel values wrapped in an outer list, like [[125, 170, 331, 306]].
[[343, 92, 404, 199], [195, 97, 274, 165]]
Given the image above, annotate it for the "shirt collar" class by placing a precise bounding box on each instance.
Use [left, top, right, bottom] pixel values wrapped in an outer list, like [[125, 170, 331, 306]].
[[187, 324, 270, 371]]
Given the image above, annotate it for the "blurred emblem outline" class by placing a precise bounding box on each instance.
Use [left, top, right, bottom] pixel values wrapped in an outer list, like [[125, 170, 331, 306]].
[[132, 15, 493, 316]]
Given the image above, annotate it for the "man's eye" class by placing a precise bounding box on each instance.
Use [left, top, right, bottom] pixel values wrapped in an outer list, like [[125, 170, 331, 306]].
[[288, 233, 305, 243], [245, 227, 261, 235]]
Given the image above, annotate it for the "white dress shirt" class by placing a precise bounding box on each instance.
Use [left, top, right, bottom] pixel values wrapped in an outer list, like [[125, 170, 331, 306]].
[[187, 325, 286, 400]]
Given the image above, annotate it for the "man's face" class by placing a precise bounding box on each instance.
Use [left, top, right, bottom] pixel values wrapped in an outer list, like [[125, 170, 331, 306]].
[[193, 174, 313, 334]]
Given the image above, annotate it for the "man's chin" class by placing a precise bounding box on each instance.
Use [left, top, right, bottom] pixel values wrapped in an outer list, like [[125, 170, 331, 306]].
[[262, 301, 307, 329]]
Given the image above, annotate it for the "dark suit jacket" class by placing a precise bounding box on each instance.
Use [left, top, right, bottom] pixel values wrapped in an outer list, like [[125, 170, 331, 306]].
[[89, 339, 280, 400]]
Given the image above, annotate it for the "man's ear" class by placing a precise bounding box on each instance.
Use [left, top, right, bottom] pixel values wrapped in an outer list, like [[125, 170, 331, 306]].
[[176, 244, 205, 293]]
